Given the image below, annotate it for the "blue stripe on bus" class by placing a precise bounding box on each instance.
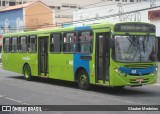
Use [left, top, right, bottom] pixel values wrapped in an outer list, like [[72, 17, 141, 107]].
[[74, 26, 91, 31], [119, 66, 156, 75], [74, 53, 90, 82]]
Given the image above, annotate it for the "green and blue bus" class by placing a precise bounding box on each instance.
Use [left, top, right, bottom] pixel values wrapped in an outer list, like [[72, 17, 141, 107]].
[[2, 22, 158, 89]]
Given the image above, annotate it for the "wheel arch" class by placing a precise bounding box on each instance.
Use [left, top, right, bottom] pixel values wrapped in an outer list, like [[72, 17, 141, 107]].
[[22, 63, 30, 74], [75, 67, 90, 83]]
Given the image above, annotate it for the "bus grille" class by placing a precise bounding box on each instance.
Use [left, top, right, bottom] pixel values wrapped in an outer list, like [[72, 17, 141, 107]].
[[129, 78, 149, 84], [124, 64, 154, 68]]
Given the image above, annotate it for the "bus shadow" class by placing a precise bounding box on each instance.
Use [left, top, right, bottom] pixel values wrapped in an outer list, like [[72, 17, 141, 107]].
[[9, 75, 159, 97], [89, 85, 160, 97], [9, 75, 78, 89]]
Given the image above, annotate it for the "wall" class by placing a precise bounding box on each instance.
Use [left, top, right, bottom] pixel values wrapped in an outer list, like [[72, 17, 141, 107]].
[[25, 2, 54, 29], [0, 8, 24, 35]]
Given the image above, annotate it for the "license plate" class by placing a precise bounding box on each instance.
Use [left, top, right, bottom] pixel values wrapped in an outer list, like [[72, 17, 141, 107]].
[[131, 70, 136, 74], [136, 78, 144, 82]]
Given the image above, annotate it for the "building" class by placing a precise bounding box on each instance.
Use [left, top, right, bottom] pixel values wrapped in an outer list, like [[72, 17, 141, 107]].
[[0, 0, 33, 10], [0, 0, 149, 25], [0, 1, 54, 35], [73, 0, 160, 33], [33, 0, 149, 24]]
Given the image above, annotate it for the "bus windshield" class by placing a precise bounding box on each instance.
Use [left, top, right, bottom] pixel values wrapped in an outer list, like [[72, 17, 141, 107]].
[[113, 35, 156, 62]]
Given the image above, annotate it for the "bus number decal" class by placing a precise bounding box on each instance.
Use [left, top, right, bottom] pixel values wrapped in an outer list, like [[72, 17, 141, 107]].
[[22, 56, 30, 61], [69, 60, 73, 65]]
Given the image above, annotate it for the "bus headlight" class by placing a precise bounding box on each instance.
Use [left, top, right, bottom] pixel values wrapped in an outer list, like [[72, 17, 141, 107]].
[[155, 68, 158, 71], [115, 69, 119, 73]]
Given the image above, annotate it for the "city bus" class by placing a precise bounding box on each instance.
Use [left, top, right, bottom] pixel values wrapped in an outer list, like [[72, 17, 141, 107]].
[[2, 22, 158, 89]]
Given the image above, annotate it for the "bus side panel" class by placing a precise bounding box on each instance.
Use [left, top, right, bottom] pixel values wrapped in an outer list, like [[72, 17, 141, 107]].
[[2, 53, 13, 72], [74, 53, 90, 83], [21, 53, 38, 76], [2, 53, 38, 76], [2, 53, 24, 74], [49, 54, 74, 81], [89, 53, 95, 84]]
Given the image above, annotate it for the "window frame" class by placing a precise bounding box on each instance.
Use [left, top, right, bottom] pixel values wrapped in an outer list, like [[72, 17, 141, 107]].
[[77, 30, 93, 54], [18, 36, 27, 53], [11, 36, 18, 53], [28, 35, 37, 53], [3, 37, 11, 53], [63, 32, 77, 54], [50, 33, 62, 53]]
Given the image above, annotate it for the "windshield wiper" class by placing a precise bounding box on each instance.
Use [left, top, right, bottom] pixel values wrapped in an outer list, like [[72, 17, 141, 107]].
[[142, 33, 150, 54], [126, 33, 142, 61], [126, 33, 137, 54], [137, 38, 142, 62]]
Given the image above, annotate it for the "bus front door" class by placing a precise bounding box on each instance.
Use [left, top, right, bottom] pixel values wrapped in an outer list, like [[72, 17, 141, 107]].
[[38, 37, 48, 76], [96, 32, 110, 84]]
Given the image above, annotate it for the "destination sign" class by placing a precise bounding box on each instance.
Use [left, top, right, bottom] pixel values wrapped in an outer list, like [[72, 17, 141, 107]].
[[114, 23, 155, 33]]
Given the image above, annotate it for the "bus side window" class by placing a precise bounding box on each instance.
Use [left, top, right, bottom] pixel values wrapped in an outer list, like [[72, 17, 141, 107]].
[[50, 33, 61, 53], [28, 35, 37, 53], [11, 37, 18, 53], [19, 36, 27, 52], [63, 32, 76, 53], [4, 38, 10, 53], [78, 31, 93, 53]]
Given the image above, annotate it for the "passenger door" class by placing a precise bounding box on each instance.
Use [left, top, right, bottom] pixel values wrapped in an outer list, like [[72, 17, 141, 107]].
[[96, 32, 110, 83], [38, 36, 48, 76]]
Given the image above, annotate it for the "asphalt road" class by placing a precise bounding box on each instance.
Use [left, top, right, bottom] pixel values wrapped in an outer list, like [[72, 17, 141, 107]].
[[0, 64, 160, 114]]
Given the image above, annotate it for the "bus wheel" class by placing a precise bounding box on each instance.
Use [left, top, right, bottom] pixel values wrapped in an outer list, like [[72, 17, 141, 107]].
[[23, 64, 32, 81], [78, 70, 89, 90]]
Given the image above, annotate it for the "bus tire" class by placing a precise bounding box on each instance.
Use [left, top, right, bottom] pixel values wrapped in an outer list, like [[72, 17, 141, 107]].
[[23, 64, 32, 81], [78, 70, 89, 90]]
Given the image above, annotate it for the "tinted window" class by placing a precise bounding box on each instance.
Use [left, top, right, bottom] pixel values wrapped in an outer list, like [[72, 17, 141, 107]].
[[4, 38, 10, 53], [50, 33, 61, 52], [28, 35, 37, 53], [78, 31, 93, 53], [19, 36, 27, 52], [63, 32, 76, 53], [11, 37, 18, 52]]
